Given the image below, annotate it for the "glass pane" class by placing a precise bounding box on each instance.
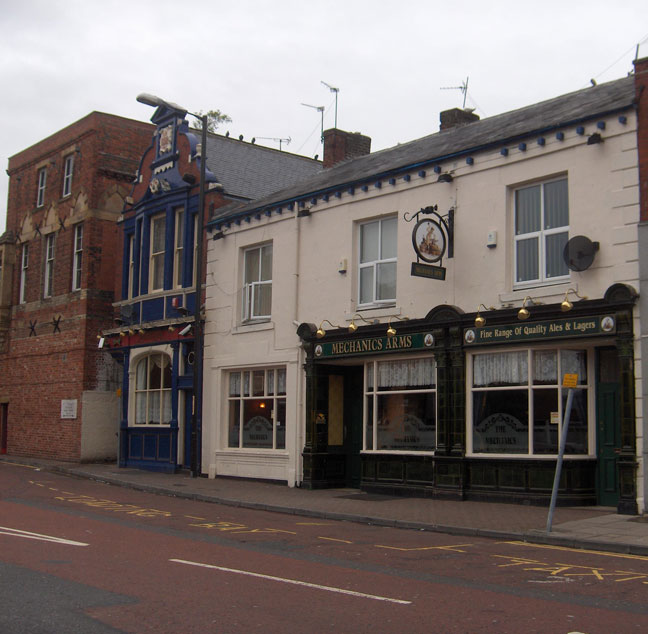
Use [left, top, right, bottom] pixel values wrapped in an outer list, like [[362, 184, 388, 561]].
[[276, 398, 286, 449], [561, 350, 587, 384], [365, 396, 374, 450], [359, 266, 374, 304], [366, 363, 374, 391], [377, 261, 396, 301], [162, 359, 172, 389], [260, 245, 273, 281], [162, 390, 172, 424], [135, 393, 147, 424], [149, 357, 162, 389], [377, 358, 436, 390], [533, 350, 557, 385], [152, 254, 164, 289], [244, 248, 259, 284], [544, 179, 568, 229], [473, 351, 528, 387], [152, 216, 165, 252], [253, 282, 272, 317], [515, 185, 540, 234], [176, 210, 184, 247], [136, 358, 147, 390], [516, 237, 538, 282], [243, 372, 250, 396], [277, 368, 286, 395], [360, 221, 379, 263], [229, 372, 241, 396], [533, 388, 559, 454], [545, 231, 569, 278], [228, 400, 240, 447], [252, 370, 265, 396], [380, 217, 397, 258], [376, 393, 436, 451], [149, 391, 161, 424], [267, 369, 275, 395], [242, 400, 273, 448], [563, 390, 588, 454], [472, 390, 528, 453]]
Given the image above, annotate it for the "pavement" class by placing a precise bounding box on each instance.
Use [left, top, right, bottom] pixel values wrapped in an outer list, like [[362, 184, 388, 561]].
[[3, 454, 648, 556]]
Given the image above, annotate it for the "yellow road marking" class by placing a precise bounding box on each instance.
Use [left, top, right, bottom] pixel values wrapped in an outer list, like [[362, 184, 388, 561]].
[[2, 461, 39, 470], [376, 543, 473, 553], [318, 537, 353, 544], [184, 515, 206, 520], [502, 540, 648, 562]]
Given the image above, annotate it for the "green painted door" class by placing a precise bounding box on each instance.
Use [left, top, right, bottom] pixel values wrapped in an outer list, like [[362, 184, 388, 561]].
[[596, 349, 621, 507], [344, 367, 364, 487]]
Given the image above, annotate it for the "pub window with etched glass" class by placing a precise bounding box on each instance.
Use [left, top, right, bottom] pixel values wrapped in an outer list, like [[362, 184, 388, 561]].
[[227, 368, 286, 449], [364, 357, 436, 452], [469, 348, 590, 456], [514, 178, 569, 288], [134, 353, 172, 425]]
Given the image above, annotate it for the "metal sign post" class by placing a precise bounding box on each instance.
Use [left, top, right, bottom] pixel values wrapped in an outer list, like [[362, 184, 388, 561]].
[[546, 373, 578, 532]]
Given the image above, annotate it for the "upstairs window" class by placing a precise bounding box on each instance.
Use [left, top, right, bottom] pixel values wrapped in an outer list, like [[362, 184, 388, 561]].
[[37, 167, 47, 208], [127, 234, 135, 299], [514, 178, 569, 287], [149, 214, 166, 292], [359, 216, 397, 306], [44, 234, 55, 298], [242, 244, 272, 322], [174, 208, 185, 288], [62, 155, 74, 197], [72, 224, 83, 291], [19, 243, 29, 304]]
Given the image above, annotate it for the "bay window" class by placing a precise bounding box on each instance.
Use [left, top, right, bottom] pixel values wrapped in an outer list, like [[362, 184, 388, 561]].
[[134, 353, 172, 425]]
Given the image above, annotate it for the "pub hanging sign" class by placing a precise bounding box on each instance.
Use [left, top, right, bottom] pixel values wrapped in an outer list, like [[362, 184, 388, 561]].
[[405, 204, 454, 281]]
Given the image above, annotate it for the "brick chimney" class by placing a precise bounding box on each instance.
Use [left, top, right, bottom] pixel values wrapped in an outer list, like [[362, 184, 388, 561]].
[[323, 128, 371, 168], [634, 56, 648, 222], [439, 107, 480, 131]]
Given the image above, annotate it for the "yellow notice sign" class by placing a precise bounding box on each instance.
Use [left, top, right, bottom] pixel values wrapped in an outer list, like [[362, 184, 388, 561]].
[[562, 373, 578, 388]]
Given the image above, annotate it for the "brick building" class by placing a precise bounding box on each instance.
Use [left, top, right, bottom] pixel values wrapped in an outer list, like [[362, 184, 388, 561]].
[[0, 113, 152, 460]]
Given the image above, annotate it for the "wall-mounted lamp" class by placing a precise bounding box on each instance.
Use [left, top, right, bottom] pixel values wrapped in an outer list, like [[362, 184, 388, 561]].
[[168, 325, 175, 332], [474, 304, 496, 328], [437, 173, 453, 183], [561, 288, 588, 312], [347, 313, 376, 333], [127, 328, 135, 335], [316, 319, 341, 338], [386, 315, 409, 337], [212, 231, 225, 240], [297, 207, 311, 218], [517, 296, 537, 320], [119, 331, 127, 337], [586, 132, 603, 145]]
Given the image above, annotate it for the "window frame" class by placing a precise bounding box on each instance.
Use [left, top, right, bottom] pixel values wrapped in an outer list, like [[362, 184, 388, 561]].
[[36, 167, 47, 208], [72, 224, 83, 291], [227, 367, 287, 450], [358, 215, 397, 307], [363, 355, 437, 453], [133, 353, 172, 426], [149, 213, 166, 293], [242, 243, 273, 322], [62, 154, 74, 198], [44, 233, 55, 298], [513, 177, 569, 289], [174, 207, 185, 288], [19, 243, 29, 304], [467, 346, 593, 458]]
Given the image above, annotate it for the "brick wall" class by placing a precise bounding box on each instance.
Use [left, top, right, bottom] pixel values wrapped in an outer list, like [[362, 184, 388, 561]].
[[0, 112, 152, 460]]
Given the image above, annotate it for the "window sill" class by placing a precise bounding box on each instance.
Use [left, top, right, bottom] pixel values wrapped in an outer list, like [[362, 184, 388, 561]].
[[501, 282, 574, 305], [346, 305, 399, 320], [233, 320, 274, 335]]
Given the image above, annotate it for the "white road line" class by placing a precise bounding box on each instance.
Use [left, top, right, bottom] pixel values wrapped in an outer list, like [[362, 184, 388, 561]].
[[170, 558, 411, 605], [0, 526, 89, 546]]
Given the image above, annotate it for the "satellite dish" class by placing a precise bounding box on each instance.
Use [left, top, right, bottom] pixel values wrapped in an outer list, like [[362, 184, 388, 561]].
[[563, 235, 599, 272]]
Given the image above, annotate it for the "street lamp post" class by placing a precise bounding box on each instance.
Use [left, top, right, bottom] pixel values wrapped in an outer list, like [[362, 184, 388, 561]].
[[137, 93, 207, 478]]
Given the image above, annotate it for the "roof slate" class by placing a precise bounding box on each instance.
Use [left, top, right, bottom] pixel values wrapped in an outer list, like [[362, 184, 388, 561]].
[[210, 75, 635, 224]]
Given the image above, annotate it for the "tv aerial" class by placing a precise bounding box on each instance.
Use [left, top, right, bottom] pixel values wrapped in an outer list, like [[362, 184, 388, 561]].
[[255, 136, 291, 151], [440, 76, 469, 109], [321, 81, 339, 128], [301, 103, 325, 141]]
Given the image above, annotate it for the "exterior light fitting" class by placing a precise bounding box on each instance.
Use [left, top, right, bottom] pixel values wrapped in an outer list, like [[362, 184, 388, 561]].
[[518, 296, 533, 320], [561, 288, 588, 312], [386, 315, 409, 337], [437, 173, 453, 183], [474, 304, 496, 328], [316, 319, 341, 338], [347, 313, 375, 333], [587, 132, 603, 145]]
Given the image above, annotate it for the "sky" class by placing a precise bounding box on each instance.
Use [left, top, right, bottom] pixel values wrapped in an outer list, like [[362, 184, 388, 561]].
[[1, 0, 647, 231]]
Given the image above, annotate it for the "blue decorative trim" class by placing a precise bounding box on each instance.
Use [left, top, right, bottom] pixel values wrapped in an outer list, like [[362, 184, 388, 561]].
[[323, 193, 329, 202], [418, 170, 426, 178], [335, 191, 342, 198], [403, 174, 411, 182], [361, 184, 369, 192], [537, 137, 545, 146], [576, 126, 585, 135], [310, 197, 317, 205], [244, 216, 251, 223], [264, 209, 272, 217], [500, 148, 509, 156], [518, 142, 527, 151], [374, 181, 382, 189], [389, 178, 396, 185], [556, 131, 565, 140], [619, 115, 627, 124], [597, 121, 606, 130], [433, 165, 442, 174], [466, 157, 474, 165], [347, 187, 355, 195]]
